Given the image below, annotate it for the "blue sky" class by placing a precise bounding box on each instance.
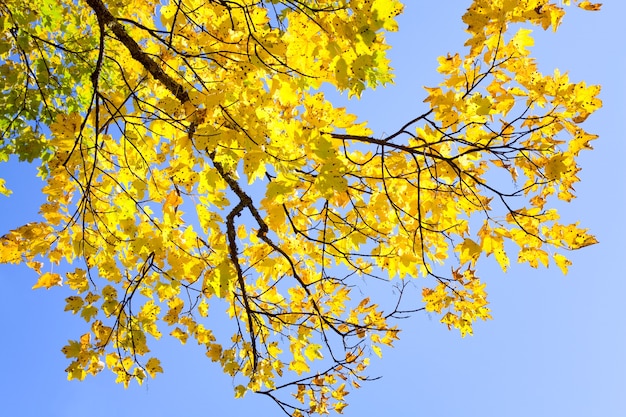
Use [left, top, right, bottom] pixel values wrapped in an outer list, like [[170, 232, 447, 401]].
[[1, 2, 625, 416]]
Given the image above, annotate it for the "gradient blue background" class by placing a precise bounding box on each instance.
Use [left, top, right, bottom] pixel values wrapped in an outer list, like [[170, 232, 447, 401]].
[[1, 2, 624, 416]]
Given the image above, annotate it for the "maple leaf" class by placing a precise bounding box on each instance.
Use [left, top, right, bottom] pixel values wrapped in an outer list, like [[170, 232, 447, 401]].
[[32, 272, 62, 290], [512, 28, 535, 55], [0, 178, 11, 196], [64, 296, 84, 314], [578, 2, 602, 11], [304, 344, 324, 361], [145, 358, 163, 378], [458, 238, 482, 266]]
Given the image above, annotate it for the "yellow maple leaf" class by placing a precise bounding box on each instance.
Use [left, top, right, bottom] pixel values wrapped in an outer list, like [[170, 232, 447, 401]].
[[545, 154, 569, 180], [64, 296, 84, 314], [458, 238, 482, 266], [0, 178, 11, 196], [206, 343, 222, 362], [65, 269, 89, 293], [145, 357, 163, 378], [553, 253, 572, 274], [61, 340, 82, 359], [65, 361, 87, 381], [234, 385, 247, 398], [32, 272, 62, 290], [573, 233, 599, 249], [303, 343, 324, 361], [288, 359, 310, 375], [578, 2, 602, 11], [512, 28, 535, 55], [334, 401, 348, 414], [163, 189, 183, 212]]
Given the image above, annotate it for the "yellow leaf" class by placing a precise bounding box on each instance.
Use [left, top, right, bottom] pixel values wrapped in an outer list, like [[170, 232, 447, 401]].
[[65, 269, 89, 293], [545, 154, 569, 180], [145, 357, 163, 378], [206, 343, 222, 362], [288, 359, 310, 375], [479, 226, 509, 272], [470, 93, 492, 116], [243, 150, 267, 184], [171, 327, 188, 344], [234, 384, 247, 398], [578, 2, 602, 11], [518, 248, 549, 268], [61, 340, 82, 359], [65, 361, 87, 381], [458, 238, 481, 266], [335, 401, 348, 414], [553, 253, 572, 274], [80, 332, 91, 346], [197, 299, 209, 318], [64, 296, 84, 314], [573, 233, 598, 249], [134, 368, 146, 385], [80, 305, 98, 322], [331, 383, 348, 401], [371, 0, 404, 31], [512, 28, 535, 55], [32, 272, 62, 290], [105, 353, 120, 369], [0, 178, 11, 196], [163, 189, 183, 212], [441, 312, 457, 330], [304, 343, 323, 361], [371, 344, 382, 358]]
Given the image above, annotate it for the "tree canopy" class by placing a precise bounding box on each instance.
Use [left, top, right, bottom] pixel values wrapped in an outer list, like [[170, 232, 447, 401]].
[[0, 0, 602, 415]]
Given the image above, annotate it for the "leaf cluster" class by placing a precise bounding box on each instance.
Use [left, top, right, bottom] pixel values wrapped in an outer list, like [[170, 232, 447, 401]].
[[0, 0, 601, 415]]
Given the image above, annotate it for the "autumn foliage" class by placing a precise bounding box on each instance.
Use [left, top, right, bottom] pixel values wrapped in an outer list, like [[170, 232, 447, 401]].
[[0, 0, 601, 415]]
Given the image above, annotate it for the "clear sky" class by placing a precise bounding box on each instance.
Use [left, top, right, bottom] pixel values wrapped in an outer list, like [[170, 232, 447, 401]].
[[1, 2, 625, 416]]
